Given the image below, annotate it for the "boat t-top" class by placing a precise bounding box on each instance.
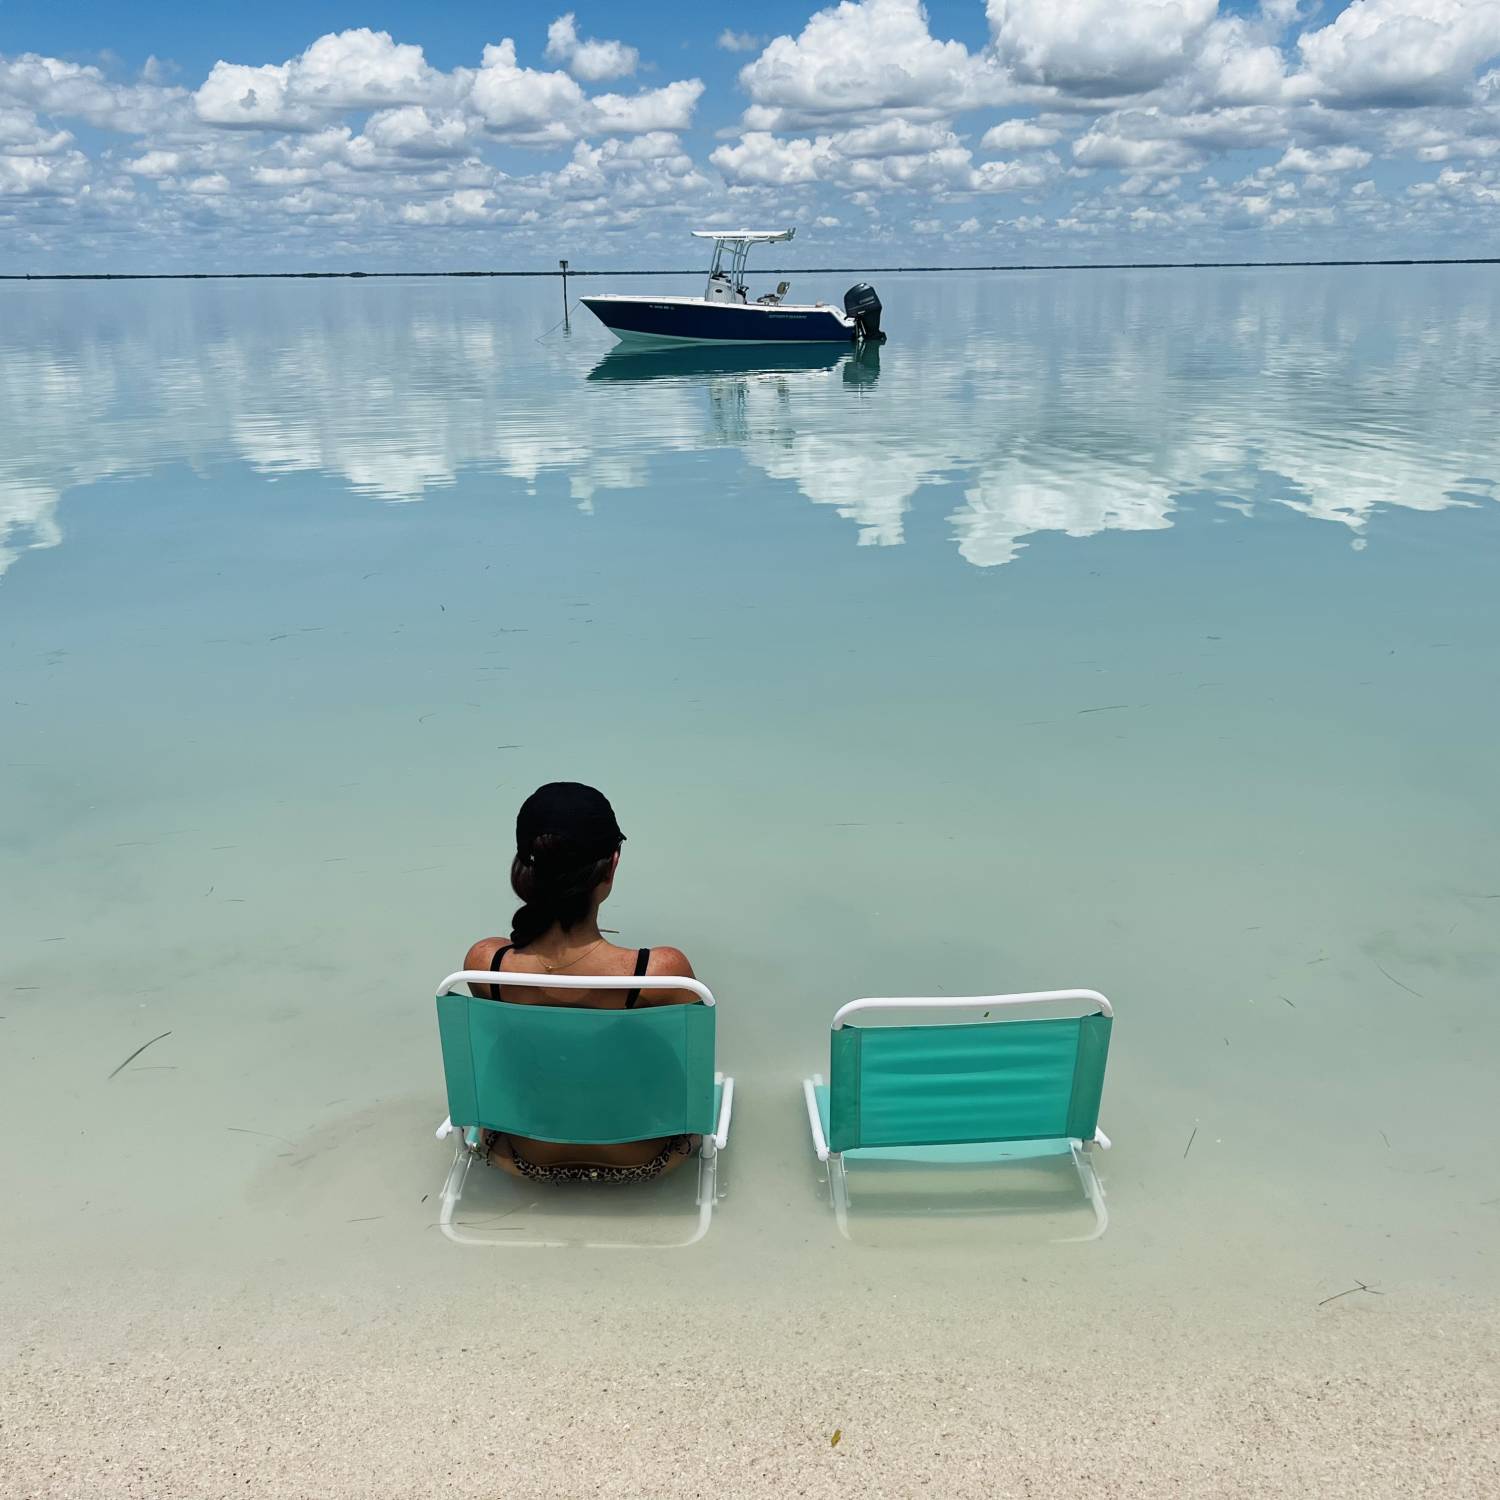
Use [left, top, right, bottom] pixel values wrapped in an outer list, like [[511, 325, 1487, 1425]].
[[581, 228, 885, 347]]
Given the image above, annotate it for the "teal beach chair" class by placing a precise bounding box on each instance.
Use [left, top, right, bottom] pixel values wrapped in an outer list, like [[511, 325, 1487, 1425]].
[[801, 990, 1114, 1240], [434, 970, 734, 1248]]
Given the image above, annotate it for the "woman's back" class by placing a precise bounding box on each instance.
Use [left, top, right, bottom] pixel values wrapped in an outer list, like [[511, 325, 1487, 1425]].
[[462, 935, 698, 1010], [460, 781, 702, 1176]]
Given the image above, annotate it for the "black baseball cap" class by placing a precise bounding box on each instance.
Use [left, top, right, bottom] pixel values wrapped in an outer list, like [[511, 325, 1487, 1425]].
[[515, 782, 624, 858]]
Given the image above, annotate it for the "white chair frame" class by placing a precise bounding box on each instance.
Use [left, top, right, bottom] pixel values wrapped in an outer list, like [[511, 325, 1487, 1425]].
[[434, 970, 734, 1249], [801, 990, 1113, 1242]]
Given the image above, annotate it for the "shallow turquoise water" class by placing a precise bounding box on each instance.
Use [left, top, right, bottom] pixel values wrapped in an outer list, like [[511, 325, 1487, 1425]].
[[1, 268, 1498, 1286]]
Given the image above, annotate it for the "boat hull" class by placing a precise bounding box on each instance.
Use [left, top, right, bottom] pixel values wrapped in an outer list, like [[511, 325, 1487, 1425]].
[[582, 295, 856, 346]]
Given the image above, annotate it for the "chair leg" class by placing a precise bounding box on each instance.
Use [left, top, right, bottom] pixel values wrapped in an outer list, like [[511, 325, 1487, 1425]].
[[1059, 1143, 1109, 1243], [696, 1143, 717, 1207], [439, 1138, 720, 1251], [586, 1140, 719, 1249], [675, 1148, 714, 1246], [829, 1152, 852, 1240], [438, 1144, 474, 1244]]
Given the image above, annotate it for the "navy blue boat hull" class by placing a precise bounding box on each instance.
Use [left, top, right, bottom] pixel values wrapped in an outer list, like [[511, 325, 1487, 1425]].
[[582, 296, 856, 345]]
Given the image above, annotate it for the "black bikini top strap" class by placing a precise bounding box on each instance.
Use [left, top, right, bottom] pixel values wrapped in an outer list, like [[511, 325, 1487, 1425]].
[[486, 943, 513, 1002], [625, 947, 651, 1009]]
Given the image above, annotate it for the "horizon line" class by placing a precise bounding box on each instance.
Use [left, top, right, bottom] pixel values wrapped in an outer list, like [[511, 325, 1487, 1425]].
[[2, 256, 1497, 283]]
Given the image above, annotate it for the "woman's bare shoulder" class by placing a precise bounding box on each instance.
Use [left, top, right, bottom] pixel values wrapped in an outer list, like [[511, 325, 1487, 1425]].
[[638, 945, 699, 1006], [645, 945, 695, 978], [463, 936, 508, 971]]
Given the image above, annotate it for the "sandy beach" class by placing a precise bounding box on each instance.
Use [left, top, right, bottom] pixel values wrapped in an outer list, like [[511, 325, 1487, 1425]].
[[5, 1246, 1497, 1498]]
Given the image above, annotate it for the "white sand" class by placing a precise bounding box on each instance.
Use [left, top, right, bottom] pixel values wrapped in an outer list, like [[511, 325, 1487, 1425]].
[[4, 1273, 1496, 1499]]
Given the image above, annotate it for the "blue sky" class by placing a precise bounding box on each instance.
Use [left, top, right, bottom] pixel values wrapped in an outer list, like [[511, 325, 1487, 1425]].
[[2, 1, 1498, 270]]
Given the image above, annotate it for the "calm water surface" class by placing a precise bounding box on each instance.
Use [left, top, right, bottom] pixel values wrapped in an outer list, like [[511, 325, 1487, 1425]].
[[1, 268, 1497, 1303]]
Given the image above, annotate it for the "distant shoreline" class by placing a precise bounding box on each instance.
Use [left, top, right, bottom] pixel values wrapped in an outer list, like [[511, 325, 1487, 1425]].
[[2, 256, 1496, 282]]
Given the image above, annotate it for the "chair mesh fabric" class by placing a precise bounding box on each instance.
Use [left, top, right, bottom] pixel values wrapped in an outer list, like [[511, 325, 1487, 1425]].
[[827, 1014, 1111, 1153], [437, 993, 717, 1143], [814, 1082, 1071, 1164]]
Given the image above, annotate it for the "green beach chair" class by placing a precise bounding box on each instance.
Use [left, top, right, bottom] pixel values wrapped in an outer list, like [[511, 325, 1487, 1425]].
[[801, 990, 1114, 1240], [434, 969, 733, 1248]]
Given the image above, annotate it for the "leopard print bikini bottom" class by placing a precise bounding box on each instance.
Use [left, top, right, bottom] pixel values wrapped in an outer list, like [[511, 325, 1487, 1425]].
[[484, 1132, 694, 1184]]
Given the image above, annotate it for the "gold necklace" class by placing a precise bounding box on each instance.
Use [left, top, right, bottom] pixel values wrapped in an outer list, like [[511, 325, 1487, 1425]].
[[541, 937, 607, 973]]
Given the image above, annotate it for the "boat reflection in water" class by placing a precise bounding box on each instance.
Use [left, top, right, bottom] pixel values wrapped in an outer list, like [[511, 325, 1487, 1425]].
[[585, 341, 882, 456], [586, 342, 879, 386], [841, 343, 881, 386]]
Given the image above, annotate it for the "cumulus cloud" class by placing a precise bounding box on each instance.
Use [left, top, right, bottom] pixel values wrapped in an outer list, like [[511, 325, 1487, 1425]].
[[544, 133, 710, 209], [708, 0, 1490, 232], [361, 106, 476, 158], [712, 121, 1054, 195], [402, 186, 507, 222], [1189, 14, 1292, 105], [278, 28, 441, 110], [0, 106, 72, 156], [189, 26, 697, 145], [1409, 162, 1500, 205], [0, 52, 185, 133], [544, 13, 639, 83], [1277, 143, 1374, 172], [194, 62, 308, 129], [467, 39, 587, 139], [195, 29, 445, 129], [1072, 123, 1203, 174], [0, 149, 89, 195], [834, 118, 961, 157], [981, 118, 1063, 150], [988, 0, 1219, 96], [711, 131, 835, 185], [972, 156, 1053, 191], [1294, 0, 1500, 108], [589, 78, 704, 134], [123, 148, 182, 177], [465, 39, 700, 140], [718, 30, 765, 53], [735, 0, 1007, 130]]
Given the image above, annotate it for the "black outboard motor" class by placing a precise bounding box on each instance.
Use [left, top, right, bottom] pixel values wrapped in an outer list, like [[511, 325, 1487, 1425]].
[[843, 282, 886, 342]]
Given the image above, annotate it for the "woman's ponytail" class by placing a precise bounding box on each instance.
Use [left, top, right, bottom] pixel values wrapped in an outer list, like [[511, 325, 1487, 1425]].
[[506, 782, 625, 948], [509, 834, 616, 947]]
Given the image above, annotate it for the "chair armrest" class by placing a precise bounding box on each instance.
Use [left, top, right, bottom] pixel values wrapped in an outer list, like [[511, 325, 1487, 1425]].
[[713, 1075, 735, 1151], [802, 1077, 830, 1161]]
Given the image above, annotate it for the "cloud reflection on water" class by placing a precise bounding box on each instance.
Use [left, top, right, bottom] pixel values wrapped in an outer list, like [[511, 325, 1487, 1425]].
[[2, 269, 1497, 580]]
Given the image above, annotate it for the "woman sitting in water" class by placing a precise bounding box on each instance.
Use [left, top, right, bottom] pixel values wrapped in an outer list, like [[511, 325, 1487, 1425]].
[[462, 781, 700, 1183]]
